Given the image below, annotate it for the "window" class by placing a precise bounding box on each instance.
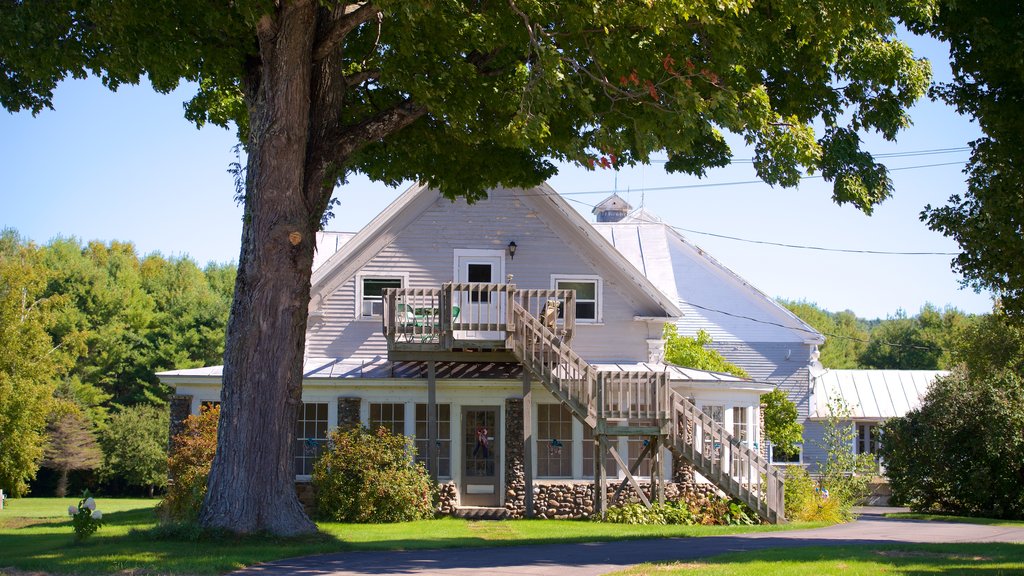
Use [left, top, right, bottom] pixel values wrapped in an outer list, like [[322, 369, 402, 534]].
[[294, 402, 329, 476], [415, 403, 451, 478], [537, 404, 573, 477], [732, 406, 749, 444], [200, 400, 220, 413], [769, 443, 803, 465], [552, 276, 601, 322], [856, 422, 881, 455], [701, 405, 725, 464], [369, 402, 405, 435], [626, 433, 654, 477], [582, 425, 618, 478], [360, 277, 403, 318]]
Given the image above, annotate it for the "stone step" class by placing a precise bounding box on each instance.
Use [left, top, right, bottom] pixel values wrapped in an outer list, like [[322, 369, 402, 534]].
[[454, 506, 509, 520]]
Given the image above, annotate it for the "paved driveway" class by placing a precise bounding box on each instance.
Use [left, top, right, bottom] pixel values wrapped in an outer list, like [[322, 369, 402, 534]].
[[233, 513, 1024, 576]]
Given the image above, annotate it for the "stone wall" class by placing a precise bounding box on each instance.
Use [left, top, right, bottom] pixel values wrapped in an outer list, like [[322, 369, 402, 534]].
[[168, 394, 192, 449], [506, 481, 721, 519], [337, 397, 362, 430], [503, 398, 526, 516], [436, 482, 458, 515]]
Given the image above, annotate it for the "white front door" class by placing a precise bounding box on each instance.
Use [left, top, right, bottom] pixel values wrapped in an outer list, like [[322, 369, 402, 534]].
[[454, 250, 505, 340]]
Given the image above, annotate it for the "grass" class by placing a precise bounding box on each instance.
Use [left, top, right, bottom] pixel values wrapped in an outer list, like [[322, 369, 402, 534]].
[[608, 543, 1024, 575], [886, 512, 1024, 527], [0, 498, 825, 575]]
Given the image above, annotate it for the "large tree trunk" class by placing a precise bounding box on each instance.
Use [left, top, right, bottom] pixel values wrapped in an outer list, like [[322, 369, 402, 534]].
[[198, 0, 320, 536], [198, 1, 425, 535]]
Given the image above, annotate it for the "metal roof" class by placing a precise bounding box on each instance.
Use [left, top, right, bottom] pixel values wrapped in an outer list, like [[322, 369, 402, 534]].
[[809, 369, 948, 420]]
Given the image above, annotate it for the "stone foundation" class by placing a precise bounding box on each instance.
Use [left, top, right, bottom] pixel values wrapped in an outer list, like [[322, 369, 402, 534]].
[[504, 398, 526, 516], [501, 480, 721, 519], [436, 481, 459, 515], [296, 481, 316, 517]]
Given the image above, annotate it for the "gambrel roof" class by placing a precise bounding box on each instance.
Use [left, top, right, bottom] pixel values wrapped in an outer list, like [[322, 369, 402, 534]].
[[594, 207, 823, 345]]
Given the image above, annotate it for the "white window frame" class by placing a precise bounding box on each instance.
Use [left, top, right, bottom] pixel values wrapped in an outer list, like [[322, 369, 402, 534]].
[[355, 274, 406, 321], [550, 274, 603, 323]]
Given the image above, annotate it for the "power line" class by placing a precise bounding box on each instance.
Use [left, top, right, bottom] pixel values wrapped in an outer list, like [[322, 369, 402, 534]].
[[682, 301, 944, 352], [562, 194, 959, 256], [649, 146, 970, 164], [560, 160, 966, 196], [665, 225, 958, 255]]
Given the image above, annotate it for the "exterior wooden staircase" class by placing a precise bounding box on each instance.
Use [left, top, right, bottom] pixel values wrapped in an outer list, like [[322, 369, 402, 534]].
[[382, 283, 785, 523], [508, 299, 786, 523]]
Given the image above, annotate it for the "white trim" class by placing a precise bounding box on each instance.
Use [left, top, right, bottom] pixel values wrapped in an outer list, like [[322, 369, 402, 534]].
[[551, 274, 603, 323], [453, 248, 506, 283], [355, 273, 408, 321]]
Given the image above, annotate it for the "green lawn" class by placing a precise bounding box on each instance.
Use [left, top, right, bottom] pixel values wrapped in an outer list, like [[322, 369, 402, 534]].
[[609, 543, 1024, 575], [886, 512, 1024, 527], [0, 498, 825, 575]]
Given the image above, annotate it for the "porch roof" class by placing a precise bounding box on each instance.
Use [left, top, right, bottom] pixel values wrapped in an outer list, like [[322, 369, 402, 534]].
[[809, 369, 948, 420], [592, 361, 769, 387]]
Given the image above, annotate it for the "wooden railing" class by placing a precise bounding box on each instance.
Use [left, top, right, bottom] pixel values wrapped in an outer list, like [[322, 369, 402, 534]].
[[510, 300, 597, 426], [597, 371, 670, 422], [382, 283, 785, 523], [668, 394, 786, 523], [382, 284, 575, 347]]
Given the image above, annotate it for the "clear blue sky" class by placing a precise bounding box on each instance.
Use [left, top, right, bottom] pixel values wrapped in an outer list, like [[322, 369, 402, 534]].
[[0, 32, 994, 320]]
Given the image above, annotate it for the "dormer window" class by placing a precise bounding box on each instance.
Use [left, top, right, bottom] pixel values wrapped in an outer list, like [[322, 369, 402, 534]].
[[359, 276, 403, 318], [552, 275, 602, 323]]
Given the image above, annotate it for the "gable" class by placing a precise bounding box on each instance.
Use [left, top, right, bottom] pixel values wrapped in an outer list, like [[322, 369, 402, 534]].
[[309, 183, 680, 318]]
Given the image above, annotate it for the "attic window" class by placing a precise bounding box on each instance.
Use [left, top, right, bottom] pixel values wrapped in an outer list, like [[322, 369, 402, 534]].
[[552, 275, 602, 322], [360, 277, 403, 318]]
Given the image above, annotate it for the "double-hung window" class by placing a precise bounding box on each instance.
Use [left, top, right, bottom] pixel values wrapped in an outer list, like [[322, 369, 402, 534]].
[[552, 275, 601, 323], [359, 277, 403, 318]]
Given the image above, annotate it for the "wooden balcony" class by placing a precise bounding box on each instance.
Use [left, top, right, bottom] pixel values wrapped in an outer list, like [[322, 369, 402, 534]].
[[382, 283, 576, 361]]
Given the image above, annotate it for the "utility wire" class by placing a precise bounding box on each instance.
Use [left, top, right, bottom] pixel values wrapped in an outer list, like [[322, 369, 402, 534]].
[[682, 301, 944, 352], [560, 196, 959, 256], [649, 146, 969, 164], [559, 160, 966, 196]]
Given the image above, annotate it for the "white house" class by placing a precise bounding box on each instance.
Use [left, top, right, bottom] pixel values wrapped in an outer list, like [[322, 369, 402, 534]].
[[160, 183, 800, 521]]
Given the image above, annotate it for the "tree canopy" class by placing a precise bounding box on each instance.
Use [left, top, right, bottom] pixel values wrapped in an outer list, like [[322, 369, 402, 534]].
[[909, 1, 1024, 318], [3, 0, 937, 534]]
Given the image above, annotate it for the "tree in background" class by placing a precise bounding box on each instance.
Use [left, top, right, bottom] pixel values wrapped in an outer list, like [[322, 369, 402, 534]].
[[881, 312, 1024, 519], [0, 231, 60, 496], [663, 325, 748, 377], [909, 2, 1024, 319], [781, 300, 975, 370], [779, 300, 867, 368], [761, 388, 803, 458], [100, 404, 170, 497], [4, 0, 933, 534], [42, 412, 103, 497]]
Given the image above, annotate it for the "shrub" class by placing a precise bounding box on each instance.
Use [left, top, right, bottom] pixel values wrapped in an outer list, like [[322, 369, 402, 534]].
[[881, 366, 1024, 519], [313, 426, 433, 523], [68, 489, 103, 541], [600, 495, 753, 525], [783, 466, 844, 522], [602, 503, 666, 525], [814, 399, 875, 521], [158, 405, 218, 522]]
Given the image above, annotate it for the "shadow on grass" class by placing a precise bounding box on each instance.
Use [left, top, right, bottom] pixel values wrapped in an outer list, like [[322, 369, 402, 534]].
[[627, 543, 1024, 576]]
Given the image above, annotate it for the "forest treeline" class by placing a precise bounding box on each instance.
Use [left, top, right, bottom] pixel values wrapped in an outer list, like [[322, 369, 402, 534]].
[[0, 229, 234, 496], [779, 299, 981, 370]]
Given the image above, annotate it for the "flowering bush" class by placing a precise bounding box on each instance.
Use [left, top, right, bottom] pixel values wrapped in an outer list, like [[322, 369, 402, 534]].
[[313, 426, 434, 523], [68, 490, 103, 540]]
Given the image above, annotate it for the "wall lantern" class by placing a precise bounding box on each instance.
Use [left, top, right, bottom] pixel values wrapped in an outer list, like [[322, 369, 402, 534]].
[[507, 241, 518, 260]]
